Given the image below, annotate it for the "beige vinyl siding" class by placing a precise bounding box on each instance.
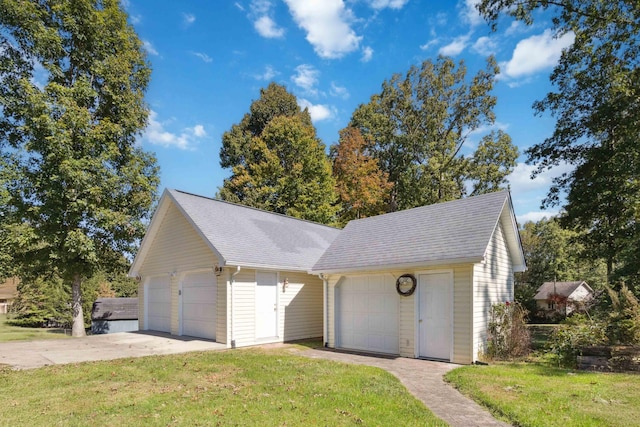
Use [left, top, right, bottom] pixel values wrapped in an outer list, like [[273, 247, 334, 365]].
[[327, 265, 473, 363], [279, 272, 323, 341], [326, 275, 343, 349], [138, 203, 217, 278], [230, 268, 257, 347], [229, 268, 323, 347], [216, 273, 227, 345], [398, 282, 415, 358], [137, 202, 218, 335], [138, 281, 145, 330], [171, 274, 179, 334], [450, 265, 473, 364], [472, 221, 514, 361]]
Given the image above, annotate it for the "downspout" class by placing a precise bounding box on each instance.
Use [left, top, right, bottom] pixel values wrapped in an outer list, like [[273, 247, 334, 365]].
[[230, 266, 241, 348], [319, 273, 328, 348]]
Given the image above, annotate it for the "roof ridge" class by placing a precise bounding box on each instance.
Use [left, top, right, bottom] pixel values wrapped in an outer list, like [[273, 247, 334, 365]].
[[171, 189, 341, 231], [346, 190, 509, 225]]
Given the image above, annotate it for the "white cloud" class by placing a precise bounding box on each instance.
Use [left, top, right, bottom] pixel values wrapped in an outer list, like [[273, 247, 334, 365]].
[[464, 121, 509, 149], [183, 13, 196, 26], [143, 111, 206, 150], [460, 0, 482, 27], [192, 125, 207, 138], [361, 46, 374, 62], [192, 52, 213, 63], [472, 36, 497, 56], [298, 99, 335, 122], [505, 21, 524, 36], [254, 15, 285, 38], [235, 2, 245, 12], [130, 14, 141, 24], [420, 38, 440, 51], [438, 35, 469, 56], [367, 0, 409, 9], [142, 40, 158, 56], [501, 29, 575, 79], [291, 64, 320, 94], [251, 0, 272, 15], [283, 0, 362, 59], [254, 65, 278, 80], [330, 82, 349, 99], [517, 210, 559, 224], [507, 161, 573, 194]]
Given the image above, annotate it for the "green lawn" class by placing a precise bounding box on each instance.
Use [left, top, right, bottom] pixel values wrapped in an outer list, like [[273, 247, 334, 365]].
[[0, 345, 446, 426], [0, 314, 70, 342], [445, 361, 640, 427]]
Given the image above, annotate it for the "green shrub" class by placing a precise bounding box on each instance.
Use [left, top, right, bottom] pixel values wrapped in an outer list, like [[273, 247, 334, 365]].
[[486, 301, 531, 360], [548, 315, 607, 367], [606, 285, 640, 345], [547, 285, 640, 367]]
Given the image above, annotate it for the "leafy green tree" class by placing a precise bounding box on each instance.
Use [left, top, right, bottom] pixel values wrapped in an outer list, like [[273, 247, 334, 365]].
[[219, 83, 338, 224], [10, 276, 70, 328], [518, 217, 607, 288], [477, 0, 640, 287], [0, 0, 159, 336], [331, 127, 392, 226], [350, 56, 518, 211]]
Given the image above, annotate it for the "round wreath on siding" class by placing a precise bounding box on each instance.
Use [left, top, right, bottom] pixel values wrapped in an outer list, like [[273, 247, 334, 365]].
[[396, 274, 417, 296]]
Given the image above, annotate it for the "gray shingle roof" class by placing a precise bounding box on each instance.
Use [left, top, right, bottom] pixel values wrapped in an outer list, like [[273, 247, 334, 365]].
[[91, 298, 138, 321], [311, 191, 512, 274], [534, 281, 591, 300], [168, 190, 341, 271]]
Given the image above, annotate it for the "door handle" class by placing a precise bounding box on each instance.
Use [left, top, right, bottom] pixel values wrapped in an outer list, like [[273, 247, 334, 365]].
[[273, 304, 277, 311]]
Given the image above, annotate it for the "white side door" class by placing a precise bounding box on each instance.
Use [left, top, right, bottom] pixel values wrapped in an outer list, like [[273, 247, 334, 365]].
[[255, 271, 278, 339], [418, 272, 452, 360]]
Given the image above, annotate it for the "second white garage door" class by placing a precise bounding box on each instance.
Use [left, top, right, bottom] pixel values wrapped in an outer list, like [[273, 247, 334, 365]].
[[181, 271, 216, 340], [336, 275, 399, 354]]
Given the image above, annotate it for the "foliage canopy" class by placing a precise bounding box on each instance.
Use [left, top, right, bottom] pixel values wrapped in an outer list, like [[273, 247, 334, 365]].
[[0, 0, 159, 335]]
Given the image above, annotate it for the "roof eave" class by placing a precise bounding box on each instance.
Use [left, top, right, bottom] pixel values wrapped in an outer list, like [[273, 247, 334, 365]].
[[128, 189, 172, 278], [225, 261, 312, 273], [309, 256, 485, 275]]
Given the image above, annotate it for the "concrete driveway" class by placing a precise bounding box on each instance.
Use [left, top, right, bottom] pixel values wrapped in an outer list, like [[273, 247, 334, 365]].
[[0, 331, 226, 370]]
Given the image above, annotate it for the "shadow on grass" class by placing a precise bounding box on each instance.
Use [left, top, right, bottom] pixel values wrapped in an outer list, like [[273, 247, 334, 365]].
[[284, 337, 324, 350]]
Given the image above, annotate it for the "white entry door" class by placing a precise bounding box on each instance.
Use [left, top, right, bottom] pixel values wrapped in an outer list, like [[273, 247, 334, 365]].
[[418, 272, 452, 360], [255, 271, 278, 339]]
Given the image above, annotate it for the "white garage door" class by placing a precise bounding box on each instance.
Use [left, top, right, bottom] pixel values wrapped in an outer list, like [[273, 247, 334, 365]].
[[147, 276, 171, 333], [182, 272, 216, 340], [336, 275, 399, 354]]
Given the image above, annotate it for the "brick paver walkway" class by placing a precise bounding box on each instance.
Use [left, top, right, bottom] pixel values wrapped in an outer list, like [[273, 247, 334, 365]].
[[302, 348, 510, 427]]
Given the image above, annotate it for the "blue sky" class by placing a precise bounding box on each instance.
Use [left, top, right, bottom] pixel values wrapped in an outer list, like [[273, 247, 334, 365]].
[[123, 0, 574, 224]]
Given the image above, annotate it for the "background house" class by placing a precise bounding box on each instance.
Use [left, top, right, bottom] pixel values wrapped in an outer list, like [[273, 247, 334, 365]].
[[534, 280, 594, 316], [0, 277, 18, 314]]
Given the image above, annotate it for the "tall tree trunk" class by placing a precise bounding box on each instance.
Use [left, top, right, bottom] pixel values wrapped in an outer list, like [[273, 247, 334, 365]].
[[71, 274, 86, 337]]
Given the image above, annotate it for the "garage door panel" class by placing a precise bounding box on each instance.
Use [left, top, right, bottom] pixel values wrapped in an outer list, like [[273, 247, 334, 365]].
[[182, 272, 216, 340], [336, 275, 399, 355], [147, 276, 171, 333]]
